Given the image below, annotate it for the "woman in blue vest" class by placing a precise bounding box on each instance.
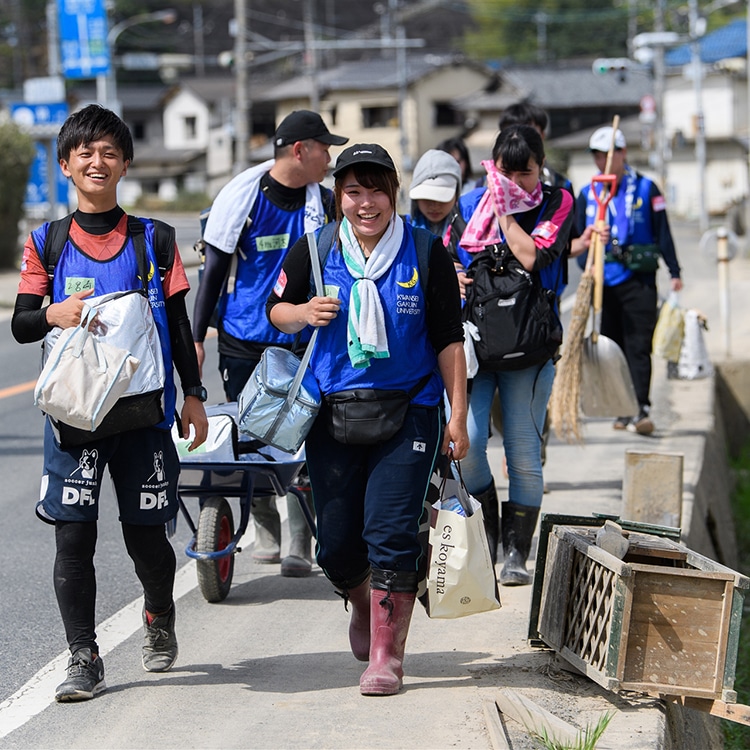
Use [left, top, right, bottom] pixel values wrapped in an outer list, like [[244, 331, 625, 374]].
[[452, 125, 574, 586], [267, 143, 467, 697]]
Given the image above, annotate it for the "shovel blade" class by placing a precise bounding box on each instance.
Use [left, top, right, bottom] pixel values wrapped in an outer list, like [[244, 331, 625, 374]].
[[580, 335, 639, 417]]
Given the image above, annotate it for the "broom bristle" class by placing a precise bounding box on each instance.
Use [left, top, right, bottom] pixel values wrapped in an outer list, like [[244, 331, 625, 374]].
[[550, 272, 594, 443]]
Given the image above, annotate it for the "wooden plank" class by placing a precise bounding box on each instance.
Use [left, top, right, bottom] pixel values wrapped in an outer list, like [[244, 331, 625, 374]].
[[559, 647, 621, 693], [482, 699, 512, 750], [683, 549, 750, 587], [628, 563, 735, 581], [722, 588, 747, 691], [494, 689, 580, 745], [663, 696, 750, 727], [610, 575, 633, 682], [622, 450, 683, 528], [554, 527, 632, 577], [538, 532, 573, 650]]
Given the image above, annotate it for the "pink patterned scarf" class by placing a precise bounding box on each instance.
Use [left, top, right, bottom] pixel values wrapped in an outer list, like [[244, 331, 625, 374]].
[[459, 159, 543, 253]]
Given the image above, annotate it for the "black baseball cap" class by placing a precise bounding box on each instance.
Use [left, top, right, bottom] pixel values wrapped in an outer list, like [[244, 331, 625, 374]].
[[274, 110, 348, 147], [331, 143, 397, 177]]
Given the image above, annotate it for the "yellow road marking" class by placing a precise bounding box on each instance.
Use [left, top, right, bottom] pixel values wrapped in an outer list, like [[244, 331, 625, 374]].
[[0, 380, 36, 400]]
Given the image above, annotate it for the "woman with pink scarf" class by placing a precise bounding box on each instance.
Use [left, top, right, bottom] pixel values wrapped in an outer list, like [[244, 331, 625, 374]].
[[452, 125, 574, 585]]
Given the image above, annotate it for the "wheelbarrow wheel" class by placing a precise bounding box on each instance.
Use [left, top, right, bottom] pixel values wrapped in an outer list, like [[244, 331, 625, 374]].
[[196, 496, 235, 603]]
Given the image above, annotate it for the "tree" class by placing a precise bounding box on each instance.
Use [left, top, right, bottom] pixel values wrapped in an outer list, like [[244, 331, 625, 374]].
[[461, 0, 641, 63], [0, 121, 35, 269]]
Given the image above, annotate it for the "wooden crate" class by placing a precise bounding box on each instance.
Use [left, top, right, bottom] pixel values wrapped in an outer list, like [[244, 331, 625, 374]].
[[535, 522, 750, 702]]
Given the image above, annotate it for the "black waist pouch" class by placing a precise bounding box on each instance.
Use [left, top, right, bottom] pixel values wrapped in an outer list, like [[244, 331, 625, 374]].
[[324, 374, 431, 445]]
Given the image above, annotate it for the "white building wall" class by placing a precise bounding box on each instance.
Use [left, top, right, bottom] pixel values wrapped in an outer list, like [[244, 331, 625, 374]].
[[163, 89, 210, 151]]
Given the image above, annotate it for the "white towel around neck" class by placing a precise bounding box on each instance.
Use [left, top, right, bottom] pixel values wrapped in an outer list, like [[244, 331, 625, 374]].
[[203, 158, 326, 253]]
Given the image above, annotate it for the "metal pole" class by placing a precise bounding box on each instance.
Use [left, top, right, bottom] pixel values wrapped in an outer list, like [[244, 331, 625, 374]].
[[689, 0, 708, 232], [97, 9, 177, 115], [234, 0, 248, 172], [653, 0, 667, 191], [304, 0, 319, 112], [716, 227, 731, 358], [46, 1, 61, 76], [193, 4, 205, 77]]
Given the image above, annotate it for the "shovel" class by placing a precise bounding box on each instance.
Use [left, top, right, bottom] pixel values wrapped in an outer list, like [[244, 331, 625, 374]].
[[580, 166, 639, 418]]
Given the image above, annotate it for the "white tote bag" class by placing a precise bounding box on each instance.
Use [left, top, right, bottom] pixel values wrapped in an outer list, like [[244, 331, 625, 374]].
[[35, 304, 140, 431], [425, 471, 502, 619]]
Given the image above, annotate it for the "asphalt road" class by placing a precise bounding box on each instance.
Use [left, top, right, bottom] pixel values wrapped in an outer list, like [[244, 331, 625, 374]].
[[0, 259, 225, 703]]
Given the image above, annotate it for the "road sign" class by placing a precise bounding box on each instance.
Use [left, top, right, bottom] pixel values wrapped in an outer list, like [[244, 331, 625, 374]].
[[58, 0, 110, 79], [10, 102, 69, 215]]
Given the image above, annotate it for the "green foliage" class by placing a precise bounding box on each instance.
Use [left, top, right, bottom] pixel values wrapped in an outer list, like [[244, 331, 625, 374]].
[[724, 442, 750, 749], [0, 0, 48, 89], [532, 710, 614, 750], [462, 0, 634, 63], [0, 121, 35, 269]]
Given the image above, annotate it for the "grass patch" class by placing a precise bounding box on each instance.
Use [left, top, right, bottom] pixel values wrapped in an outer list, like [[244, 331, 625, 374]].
[[724, 441, 750, 749], [532, 710, 613, 749]]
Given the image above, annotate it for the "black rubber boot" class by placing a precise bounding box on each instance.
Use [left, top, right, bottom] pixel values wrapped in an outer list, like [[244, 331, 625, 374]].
[[499, 501, 540, 586], [474, 481, 499, 566]]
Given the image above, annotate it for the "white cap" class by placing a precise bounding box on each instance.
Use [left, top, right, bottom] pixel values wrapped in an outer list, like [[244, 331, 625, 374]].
[[409, 149, 462, 203], [589, 126, 626, 152]]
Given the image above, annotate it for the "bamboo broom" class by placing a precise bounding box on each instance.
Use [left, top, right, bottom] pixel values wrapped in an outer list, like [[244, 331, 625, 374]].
[[549, 116, 620, 443]]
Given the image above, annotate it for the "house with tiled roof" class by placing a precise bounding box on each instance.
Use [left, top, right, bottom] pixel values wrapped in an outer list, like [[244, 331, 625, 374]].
[[253, 53, 497, 177]]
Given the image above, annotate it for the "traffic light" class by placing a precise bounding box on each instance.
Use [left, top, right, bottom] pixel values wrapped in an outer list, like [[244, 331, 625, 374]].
[[592, 58, 632, 82]]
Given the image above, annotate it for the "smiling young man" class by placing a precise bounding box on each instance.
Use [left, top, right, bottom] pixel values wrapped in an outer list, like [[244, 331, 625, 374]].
[[192, 110, 348, 574], [11, 104, 208, 701]]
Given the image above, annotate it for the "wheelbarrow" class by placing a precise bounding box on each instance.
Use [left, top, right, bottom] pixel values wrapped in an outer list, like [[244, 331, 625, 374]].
[[171, 404, 315, 602]]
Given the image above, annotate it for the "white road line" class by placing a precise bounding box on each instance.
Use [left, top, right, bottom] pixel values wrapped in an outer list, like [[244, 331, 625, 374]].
[[0, 500, 289, 740]]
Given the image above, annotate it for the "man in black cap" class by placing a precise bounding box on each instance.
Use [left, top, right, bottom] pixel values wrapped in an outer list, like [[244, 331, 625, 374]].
[[192, 110, 348, 574]]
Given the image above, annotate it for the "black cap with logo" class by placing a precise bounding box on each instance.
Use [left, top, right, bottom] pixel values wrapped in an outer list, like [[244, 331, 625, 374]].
[[274, 110, 348, 147], [331, 143, 397, 177]]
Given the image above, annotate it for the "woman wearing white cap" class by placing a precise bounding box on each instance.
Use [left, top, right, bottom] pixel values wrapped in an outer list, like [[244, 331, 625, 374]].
[[407, 149, 463, 238], [267, 143, 468, 697]]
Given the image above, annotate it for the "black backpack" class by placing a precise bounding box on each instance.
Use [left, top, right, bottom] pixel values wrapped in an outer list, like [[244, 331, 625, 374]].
[[38, 214, 175, 284], [462, 242, 562, 371]]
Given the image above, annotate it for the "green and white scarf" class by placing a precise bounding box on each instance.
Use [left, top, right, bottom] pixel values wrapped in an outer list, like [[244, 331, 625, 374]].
[[339, 215, 404, 369]]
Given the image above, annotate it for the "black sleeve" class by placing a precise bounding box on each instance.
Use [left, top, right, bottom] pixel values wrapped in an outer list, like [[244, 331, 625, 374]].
[[575, 189, 590, 270], [265, 234, 314, 326], [11, 293, 52, 344], [425, 238, 464, 353], [167, 290, 202, 392], [191, 243, 232, 342], [649, 182, 681, 279]]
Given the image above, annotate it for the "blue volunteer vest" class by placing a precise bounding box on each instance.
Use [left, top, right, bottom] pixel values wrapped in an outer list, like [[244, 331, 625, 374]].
[[583, 166, 656, 286], [311, 224, 443, 405], [221, 191, 313, 346], [32, 217, 176, 430]]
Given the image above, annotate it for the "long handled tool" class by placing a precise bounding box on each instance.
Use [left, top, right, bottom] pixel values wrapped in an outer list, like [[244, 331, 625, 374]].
[[550, 115, 636, 441], [580, 117, 639, 418]]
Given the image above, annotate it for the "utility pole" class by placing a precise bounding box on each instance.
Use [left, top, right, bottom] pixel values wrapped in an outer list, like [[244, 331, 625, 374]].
[[653, 0, 668, 191], [234, 0, 249, 172], [193, 4, 205, 77], [303, 0, 319, 112], [688, 0, 708, 231]]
